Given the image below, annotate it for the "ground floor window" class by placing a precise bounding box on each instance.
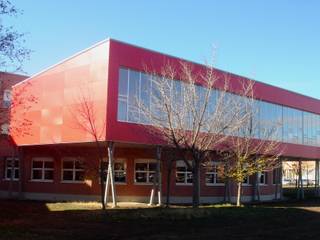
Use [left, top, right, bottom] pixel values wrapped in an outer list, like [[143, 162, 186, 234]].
[[176, 160, 193, 185], [62, 158, 84, 182], [243, 176, 250, 185], [101, 158, 127, 184], [134, 159, 156, 184], [259, 171, 267, 185], [31, 157, 54, 182], [205, 161, 224, 185], [4, 157, 19, 180]]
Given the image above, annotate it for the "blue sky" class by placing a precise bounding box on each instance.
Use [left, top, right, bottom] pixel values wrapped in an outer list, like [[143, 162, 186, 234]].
[[8, 0, 320, 98]]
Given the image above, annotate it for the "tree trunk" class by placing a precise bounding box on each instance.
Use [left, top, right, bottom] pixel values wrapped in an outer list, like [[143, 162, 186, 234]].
[[236, 182, 242, 207], [18, 147, 24, 199], [192, 160, 200, 208], [156, 146, 162, 206], [100, 160, 106, 210], [166, 158, 172, 208]]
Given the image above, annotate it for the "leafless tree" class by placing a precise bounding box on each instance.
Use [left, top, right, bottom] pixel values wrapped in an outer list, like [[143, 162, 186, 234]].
[[69, 86, 117, 209], [138, 61, 251, 207], [0, 0, 31, 72]]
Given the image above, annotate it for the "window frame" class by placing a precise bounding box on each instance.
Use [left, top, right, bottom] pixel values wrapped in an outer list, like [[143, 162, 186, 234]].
[[134, 159, 157, 185], [100, 158, 127, 185], [175, 160, 193, 186], [259, 171, 268, 185], [31, 157, 54, 182], [4, 157, 19, 181], [242, 176, 251, 186], [61, 157, 85, 183], [205, 161, 225, 186], [2, 89, 12, 108]]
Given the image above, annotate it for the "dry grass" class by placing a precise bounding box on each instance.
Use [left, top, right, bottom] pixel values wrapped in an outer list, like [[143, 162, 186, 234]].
[[1, 199, 320, 240]]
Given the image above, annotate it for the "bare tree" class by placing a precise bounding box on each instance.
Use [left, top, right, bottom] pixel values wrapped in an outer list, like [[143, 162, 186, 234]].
[[0, 77, 37, 198], [69, 86, 117, 209], [138, 62, 250, 207], [220, 88, 282, 206], [0, 0, 31, 72]]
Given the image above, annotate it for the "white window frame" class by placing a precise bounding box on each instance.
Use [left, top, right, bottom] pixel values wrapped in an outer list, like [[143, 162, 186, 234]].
[[100, 158, 127, 184], [259, 171, 268, 185], [3, 89, 11, 108], [134, 159, 157, 185], [242, 176, 251, 186], [1, 123, 9, 135], [205, 161, 224, 186], [4, 157, 19, 181], [61, 157, 85, 183], [176, 160, 193, 186], [31, 157, 54, 182]]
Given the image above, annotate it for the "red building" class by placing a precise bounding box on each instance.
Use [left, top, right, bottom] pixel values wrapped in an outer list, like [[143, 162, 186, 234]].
[[2, 39, 320, 203], [0, 72, 28, 197]]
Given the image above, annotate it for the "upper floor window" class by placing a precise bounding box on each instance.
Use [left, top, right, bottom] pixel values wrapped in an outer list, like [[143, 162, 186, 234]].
[[117, 67, 320, 148], [205, 162, 224, 185], [62, 158, 85, 182], [4, 157, 19, 180], [3, 89, 11, 108], [176, 160, 193, 185], [31, 157, 54, 182], [134, 159, 156, 184]]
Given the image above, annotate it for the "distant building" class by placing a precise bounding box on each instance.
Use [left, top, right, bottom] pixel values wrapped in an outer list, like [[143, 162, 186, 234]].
[[0, 72, 28, 191]]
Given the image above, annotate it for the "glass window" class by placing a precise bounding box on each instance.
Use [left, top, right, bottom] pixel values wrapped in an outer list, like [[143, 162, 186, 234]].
[[31, 158, 54, 181], [101, 159, 127, 184], [4, 157, 19, 180], [243, 176, 250, 185], [134, 159, 157, 184], [259, 101, 283, 141], [128, 70, 140, 122], [205, 161, 224, 185], [283, 106, 303, 144], [3, 89, 11, 108], [259, 171, 267, 185], [118, 68, 129, 121], [117, 67, 320, 148], [1, 123, 9, 135], [62, 158, 84, 182], [176, 160, 193, 185], [140, 73, 151, 124]]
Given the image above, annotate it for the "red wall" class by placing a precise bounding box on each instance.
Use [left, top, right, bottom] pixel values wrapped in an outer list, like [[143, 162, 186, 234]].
[[0, 72, 28, 157], [11, 41, 110, 146], [106, 39, 320, 159], [2, 145, 275, 199], [9, 39, 320, 159]]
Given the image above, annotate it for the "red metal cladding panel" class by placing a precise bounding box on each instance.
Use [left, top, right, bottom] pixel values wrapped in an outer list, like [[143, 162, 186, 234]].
[[11, 41, 110, 145], [105, 39, 320, 159]]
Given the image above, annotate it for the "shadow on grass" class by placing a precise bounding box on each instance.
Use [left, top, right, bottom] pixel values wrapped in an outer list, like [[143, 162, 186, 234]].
[[2, 199, 320, 240]]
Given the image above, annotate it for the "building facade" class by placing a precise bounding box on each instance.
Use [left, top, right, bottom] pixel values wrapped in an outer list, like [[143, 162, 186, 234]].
[[2, 39, 320, 203], [0, 72, 28, 196]]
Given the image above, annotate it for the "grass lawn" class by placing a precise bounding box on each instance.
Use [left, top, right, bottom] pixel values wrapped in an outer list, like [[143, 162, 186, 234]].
[[1, 199, 320, 240]]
